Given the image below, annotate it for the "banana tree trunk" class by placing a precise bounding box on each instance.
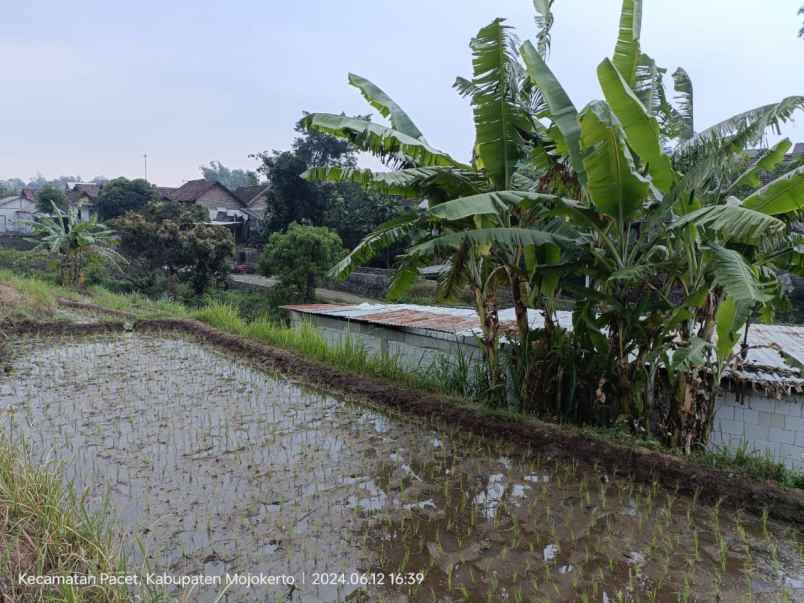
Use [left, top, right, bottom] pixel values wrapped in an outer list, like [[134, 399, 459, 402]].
[[668, 293, 720, 452], [473, 286, 501, 389]]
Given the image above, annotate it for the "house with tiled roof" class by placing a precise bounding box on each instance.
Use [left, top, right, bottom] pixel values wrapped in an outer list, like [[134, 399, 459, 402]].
[[67, 183, 101, 221], [234, 184, 270, 214], [170, 179, 264, 242]]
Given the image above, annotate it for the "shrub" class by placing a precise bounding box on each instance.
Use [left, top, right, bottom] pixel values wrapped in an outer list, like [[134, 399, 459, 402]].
[[258, 223, 345, 302]]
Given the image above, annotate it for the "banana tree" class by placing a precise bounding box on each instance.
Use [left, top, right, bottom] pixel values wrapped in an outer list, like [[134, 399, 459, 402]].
[[29, 204, 126, 288], [591, 0, 804, 448], [302, 17, 569, 391]]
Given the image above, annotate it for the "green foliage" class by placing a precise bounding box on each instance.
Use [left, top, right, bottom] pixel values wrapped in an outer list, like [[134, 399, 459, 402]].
[[95, 178, 158, 221], [253, 124, 405, 246], [199, 160, 259, 189], [258, 224, 346, 301], [35, 184, 67, 213], [611, 0, 642, 87], [30, 205, 126, 288], [301, 0, 804, 452], [113, 202, 234, 296], [348, 73, 424, 139], [0, 436, 134, 602], [0, 249, 58, 280]]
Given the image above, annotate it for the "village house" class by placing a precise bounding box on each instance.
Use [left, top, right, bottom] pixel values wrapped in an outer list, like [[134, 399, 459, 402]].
[[66, 183, 102, 221], [166, 179, 265, 242], [0, 189, 36, 234]]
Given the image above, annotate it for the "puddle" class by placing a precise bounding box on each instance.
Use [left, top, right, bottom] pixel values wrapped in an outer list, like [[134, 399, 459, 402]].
[[2, 333, 804, 602]]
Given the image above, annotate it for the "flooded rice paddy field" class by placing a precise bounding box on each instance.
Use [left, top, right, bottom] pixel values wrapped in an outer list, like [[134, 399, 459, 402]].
[[1, 333, 803, 602]]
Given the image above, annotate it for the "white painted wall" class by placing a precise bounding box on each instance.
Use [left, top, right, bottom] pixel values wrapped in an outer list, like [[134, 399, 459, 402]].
[[0, 196, 35, 233]]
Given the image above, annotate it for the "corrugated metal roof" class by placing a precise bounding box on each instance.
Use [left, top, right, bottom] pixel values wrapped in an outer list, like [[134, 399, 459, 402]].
[[282, 303, 576, 339]]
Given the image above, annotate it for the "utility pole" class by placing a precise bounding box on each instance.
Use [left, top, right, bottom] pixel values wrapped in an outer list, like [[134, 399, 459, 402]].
[[143, 153, 148, 182]]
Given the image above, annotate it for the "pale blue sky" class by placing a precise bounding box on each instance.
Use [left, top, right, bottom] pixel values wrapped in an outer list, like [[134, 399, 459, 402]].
[[1, 0, 802, 186]]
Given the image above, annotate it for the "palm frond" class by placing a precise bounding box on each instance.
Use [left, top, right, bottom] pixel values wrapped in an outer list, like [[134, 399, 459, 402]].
[[299, 113, 469, 169], [533, 0, 556, 58], [674, 96, 804, 162], [612, 0, 643, 87], [303, 166, 481, 199], [348, 73, 425, 140], [467, 18, 533, 190], [708, 244, 771, 305], [726, 138, 792, 193], [578, 100, 652, 224], [327, 212, 421, 280], [520, 41, 587, 186], [409, 227, 573, 256], [671, 68, 694, 142], [742, 165, 804, 216], [597, 58, 676, 193], [672, 202, 786, 245]]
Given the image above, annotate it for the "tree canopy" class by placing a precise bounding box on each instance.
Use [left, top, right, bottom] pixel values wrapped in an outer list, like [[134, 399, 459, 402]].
[[95, 178, 158, 221], [200, 161, 259, 190], [251, 123, 405, 251], [35, 185, 67, 213]]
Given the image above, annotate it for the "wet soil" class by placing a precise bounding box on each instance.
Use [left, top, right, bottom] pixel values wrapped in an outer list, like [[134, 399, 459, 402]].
[[12, 312, 804, 528], [1, 330, 803, 602]]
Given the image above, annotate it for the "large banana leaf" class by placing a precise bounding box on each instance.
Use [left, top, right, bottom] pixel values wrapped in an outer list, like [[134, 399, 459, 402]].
[[578, 100, 651, 224], [671, 68, 694, 142], [633, 53, 672, 121], [612, 0, 643, 88], [300, 113, 469, 169], [674, 96, 804, 160], [409, 227, 572, 255], [708, 244, 770, 305], [303, 166, 480, 198], [671, 202, 786, 245], [533, 0, 555, 58], [597, 58, 676, 193], [742, 165, 804, 215], [468, 19, 533, 190], [328, 213, 421, 280], [520, 41, 586, 185], [348, 73, 425, 140], [427, 191, 542, 221], [714, 296, 751, 362], [726, 138, 792, 193], [386, 254, 428, 301]]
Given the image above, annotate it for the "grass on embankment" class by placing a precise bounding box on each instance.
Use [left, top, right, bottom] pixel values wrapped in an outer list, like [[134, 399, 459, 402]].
[[193, 301, 480, 398], [0, 437, 133, 602]]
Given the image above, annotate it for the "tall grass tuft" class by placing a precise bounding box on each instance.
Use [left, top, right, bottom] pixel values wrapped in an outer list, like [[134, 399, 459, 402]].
[[192, 304, 481, 399], [0, 437, 133, 602]]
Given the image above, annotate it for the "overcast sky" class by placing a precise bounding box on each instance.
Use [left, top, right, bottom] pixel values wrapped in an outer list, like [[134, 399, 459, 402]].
[[2, 0, 802, 186]]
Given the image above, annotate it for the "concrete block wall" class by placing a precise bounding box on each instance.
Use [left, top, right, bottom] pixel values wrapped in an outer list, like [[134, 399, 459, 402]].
[[710, 391, 804, 470]]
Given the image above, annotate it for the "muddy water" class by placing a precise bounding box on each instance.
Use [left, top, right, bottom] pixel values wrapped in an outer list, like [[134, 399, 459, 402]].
[[1, 334, 802, 602]]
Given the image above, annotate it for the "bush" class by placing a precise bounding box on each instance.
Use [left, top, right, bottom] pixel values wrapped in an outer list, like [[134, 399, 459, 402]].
[[0, 249, 59, 280], [114, 204, 235, 297], [258, 223, 345, 302]]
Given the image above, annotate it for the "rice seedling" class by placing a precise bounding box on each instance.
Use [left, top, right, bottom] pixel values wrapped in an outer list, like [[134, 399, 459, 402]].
[[1, 332, 803, 601]]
